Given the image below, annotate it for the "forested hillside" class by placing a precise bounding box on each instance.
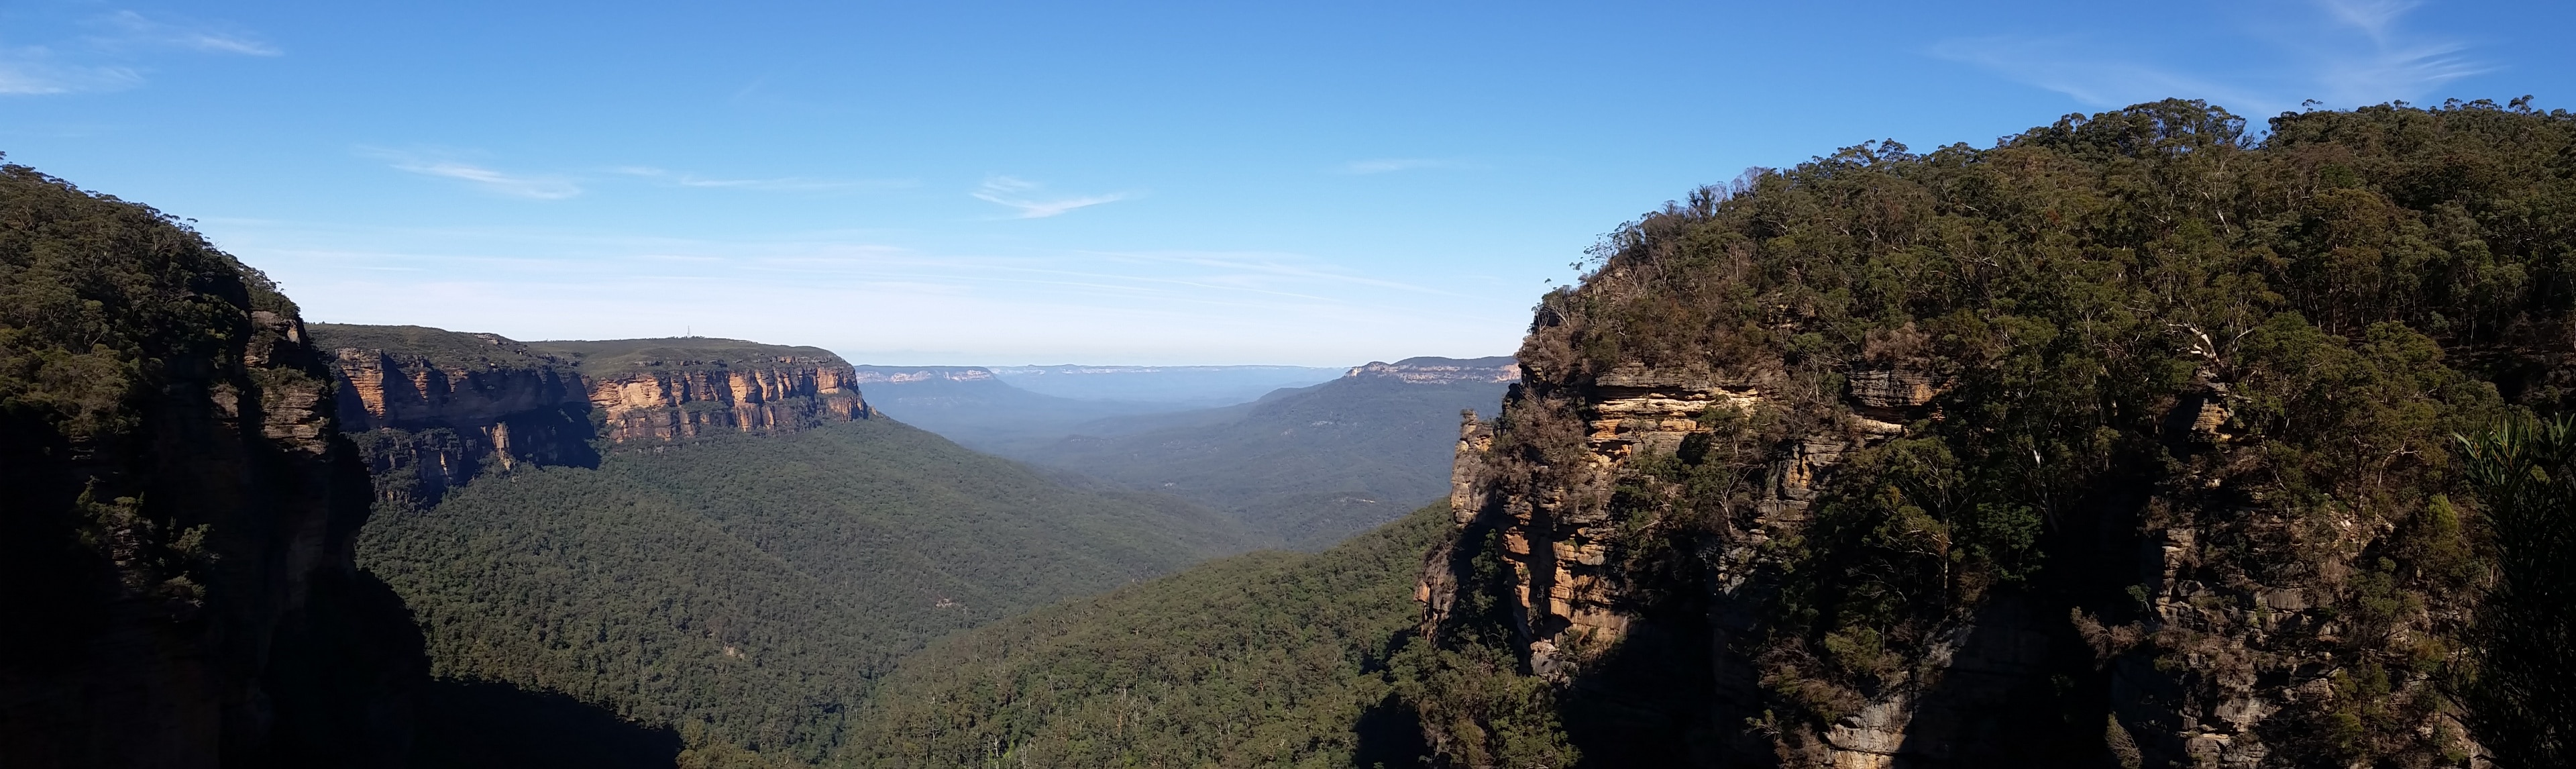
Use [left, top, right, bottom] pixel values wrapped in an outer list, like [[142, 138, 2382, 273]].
[[1409, 99, 2576, 767], [360, 416, 1256, 766], [1018, 358, 1513, 548], [0, 158, 424, 766], [838, 503, 1450, 768]]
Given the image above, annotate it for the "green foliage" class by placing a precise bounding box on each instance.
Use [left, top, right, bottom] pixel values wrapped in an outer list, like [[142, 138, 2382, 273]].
[[362, 417, 1258, 765], [309, 322, 568, 371], [835, 504, 1452, 768], [527, 338, 850, 378], [0, 160, 276, 443], [1447, 99, 2572, 764], [1, 156, 427, 766], [1392, 525, 1580, 768], [2456, 415, 2576, 766]]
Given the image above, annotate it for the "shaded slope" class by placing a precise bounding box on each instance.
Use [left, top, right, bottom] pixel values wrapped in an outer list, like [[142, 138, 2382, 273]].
[[0, 159, 425, 768], [359, 417, 1257, 765], [1016, 358, 1512, 548], [839, 503, 1449, 768]]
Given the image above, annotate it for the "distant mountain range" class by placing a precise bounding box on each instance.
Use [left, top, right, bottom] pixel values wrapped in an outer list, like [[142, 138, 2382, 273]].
[[846, 365, 1181, 454], [1010, 356, 1516, 548], [985, 364, 1343, 405]]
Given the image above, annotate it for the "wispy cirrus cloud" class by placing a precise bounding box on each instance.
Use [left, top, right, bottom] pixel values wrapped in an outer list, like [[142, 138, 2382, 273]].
[[1934, 0, 2487, 115], [94, 11, 281, 56], [0, 52, 142, 95], [369, 150, 582, 200], [207, 219, 1521, 364], [1, 10, 277, 96], [971, 176, 1127, 219]]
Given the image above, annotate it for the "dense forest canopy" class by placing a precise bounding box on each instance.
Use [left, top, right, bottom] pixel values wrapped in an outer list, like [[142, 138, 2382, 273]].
[[1411, 98, 2576, 766], [838, 503, 1451, 768], [360, 417, 1256, 767]]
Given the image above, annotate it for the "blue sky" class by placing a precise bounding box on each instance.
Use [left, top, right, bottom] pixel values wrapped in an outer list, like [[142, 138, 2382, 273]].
[[3, 1, 2567, 365]]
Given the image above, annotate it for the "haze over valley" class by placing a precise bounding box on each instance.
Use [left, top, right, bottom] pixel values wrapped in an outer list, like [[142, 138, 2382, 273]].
[[8, 2, 2576, 768]]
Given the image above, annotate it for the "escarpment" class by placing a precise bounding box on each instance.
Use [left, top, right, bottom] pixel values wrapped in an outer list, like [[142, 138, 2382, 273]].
[[577, 353, 869, 443], [1410, 100, 2572, 768], [1, 164, 423, 767], [309, 325, 873, 505], [1346, 356, 1521, 385]]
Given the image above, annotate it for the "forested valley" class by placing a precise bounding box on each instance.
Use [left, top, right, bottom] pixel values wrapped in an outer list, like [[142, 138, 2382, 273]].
[[9, 97, 2576, 769]]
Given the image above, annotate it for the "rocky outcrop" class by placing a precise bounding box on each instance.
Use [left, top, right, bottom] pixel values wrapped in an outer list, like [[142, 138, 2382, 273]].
[[1346, 356, 1519, 385], [309, 325, 873, 506], [584, 358, 870, 443], [314, 327, 597, 506], [1414, 99, 2526, 768], [2, 164, 423, 768]]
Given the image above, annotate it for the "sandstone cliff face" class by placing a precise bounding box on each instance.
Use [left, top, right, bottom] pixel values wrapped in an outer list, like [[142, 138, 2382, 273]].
[[1428, 354, 2310, 768], [1413, 102, 2521, 769], [309, 326, 873, 506], [586, 358, 871, 444], [1, 183, 422, 769]]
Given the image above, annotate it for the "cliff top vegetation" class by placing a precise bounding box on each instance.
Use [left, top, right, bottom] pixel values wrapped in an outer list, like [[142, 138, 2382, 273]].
[[529, 338, 851, 378], [310, 322, 569, 371], [1416, 97, 2576, 766]]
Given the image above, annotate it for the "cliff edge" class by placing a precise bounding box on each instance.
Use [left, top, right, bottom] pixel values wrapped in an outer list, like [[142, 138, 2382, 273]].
[[0, 162, 423, 767], [308, 325, 873, 506], [1411, 101, 2564, 768]]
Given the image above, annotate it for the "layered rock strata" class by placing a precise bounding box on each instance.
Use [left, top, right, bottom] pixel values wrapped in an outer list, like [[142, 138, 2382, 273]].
[[1428, 357, 2257, 768], [309, 325, 873, 506], [584, 359, 870, 443], [1415, 102, 2512, 769]]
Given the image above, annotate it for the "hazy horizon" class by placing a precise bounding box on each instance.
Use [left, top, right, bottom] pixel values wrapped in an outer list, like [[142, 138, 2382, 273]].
[[5, 0, 2569, 365]]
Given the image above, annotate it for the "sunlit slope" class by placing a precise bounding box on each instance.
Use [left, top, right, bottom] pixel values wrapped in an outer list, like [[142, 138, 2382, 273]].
[[838, 503, 1449, 768], [358, 417, 1256, 765]]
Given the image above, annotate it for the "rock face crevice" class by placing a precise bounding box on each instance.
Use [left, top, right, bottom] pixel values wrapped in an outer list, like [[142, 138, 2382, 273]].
[[309, 325, 873, 507]]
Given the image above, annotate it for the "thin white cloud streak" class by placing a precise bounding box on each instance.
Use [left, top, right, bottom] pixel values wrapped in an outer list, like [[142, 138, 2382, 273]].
[[2300, 0, 2487, 106], [370, 151, 582, 199], [1933, 0, 2487, 115], [972, 176, 1127, 218], [97, 11, 282, 57], [1929, 37, 2279, 111], [0, 53, 142, 95], [1, 11, 277, 96], [199, 221, 1525, 364]]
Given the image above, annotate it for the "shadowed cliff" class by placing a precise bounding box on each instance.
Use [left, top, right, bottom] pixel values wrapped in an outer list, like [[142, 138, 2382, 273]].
[[0, 159, 427, 767]]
